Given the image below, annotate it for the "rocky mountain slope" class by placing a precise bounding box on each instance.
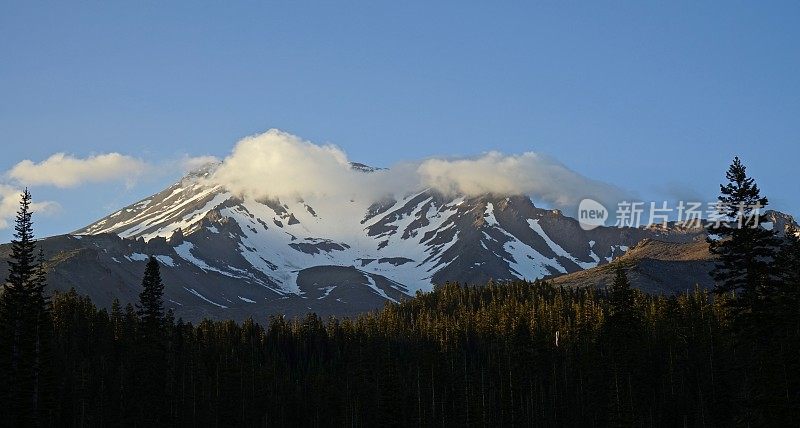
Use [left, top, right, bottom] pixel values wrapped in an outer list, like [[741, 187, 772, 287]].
[[7, 163, 792, 321], [549, 210, 797, 294], [549, 237, 717, 294]]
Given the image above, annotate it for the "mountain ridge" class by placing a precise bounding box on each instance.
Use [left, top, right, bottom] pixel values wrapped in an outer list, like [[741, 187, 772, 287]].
[[8, 164, 791, 320]]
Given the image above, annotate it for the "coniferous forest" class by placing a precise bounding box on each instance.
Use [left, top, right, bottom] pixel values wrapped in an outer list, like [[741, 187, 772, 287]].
[[0, 158, 798, 427]]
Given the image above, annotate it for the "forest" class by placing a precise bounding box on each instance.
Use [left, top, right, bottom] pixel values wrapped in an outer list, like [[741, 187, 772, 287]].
[[0, 158, 797, 427]]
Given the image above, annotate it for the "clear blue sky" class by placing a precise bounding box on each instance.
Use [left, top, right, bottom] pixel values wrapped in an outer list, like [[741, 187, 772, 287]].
[[1, 1, 798, 240]]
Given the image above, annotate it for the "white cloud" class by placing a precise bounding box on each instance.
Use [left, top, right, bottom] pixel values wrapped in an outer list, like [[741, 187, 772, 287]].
[[0, 185, 60, 229], [0, 129, 631, 230], [0, 152, 219, 230], [8, 152, 150, 188], [211, 129, 385, 200], [208, 129, 629, 212], [416, 152, 628, 209]]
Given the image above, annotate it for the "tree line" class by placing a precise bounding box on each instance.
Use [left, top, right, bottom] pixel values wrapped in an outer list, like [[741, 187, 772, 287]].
[[0, 158, 797, 427]]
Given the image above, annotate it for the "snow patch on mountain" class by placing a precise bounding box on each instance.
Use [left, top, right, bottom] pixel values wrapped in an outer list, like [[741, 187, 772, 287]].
[[185, 287, 228, 308], [73, 163, 710, 314], [174, 242, 240, 279], [127, 253, 148, 262], [155, 255, 176, 267], [528, 219, 597, 270]]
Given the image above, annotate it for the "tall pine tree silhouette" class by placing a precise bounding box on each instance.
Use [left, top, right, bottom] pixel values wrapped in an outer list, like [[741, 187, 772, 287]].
[[708, 157, 794, 425], [603, 265, 643, 348], [137, 256, 165, 331], [708, 157, 780, 319], [607, 266, 636, 323], [0, 188, 53, 425], [601, 266, 641, 427], [135, 256, 169, 424]]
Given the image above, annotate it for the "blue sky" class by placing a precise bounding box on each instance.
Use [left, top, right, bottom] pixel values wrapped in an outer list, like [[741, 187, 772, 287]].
[[1, 1, 798, 240]]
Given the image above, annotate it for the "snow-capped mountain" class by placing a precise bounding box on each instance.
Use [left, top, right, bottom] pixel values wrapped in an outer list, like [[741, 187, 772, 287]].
[[18, 163, 713, 320]]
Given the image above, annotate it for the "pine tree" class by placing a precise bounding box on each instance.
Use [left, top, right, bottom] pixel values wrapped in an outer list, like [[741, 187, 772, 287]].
[[771, 223, 800, 421], [775, 224, 800, 306], [604, 265, 642, 348], [602, 266, 641, 426], [0, 188, 53, 424], [110, 298, 123, 339], [709, 157, 796, 424], [134, 256, 169, 424], [137, 256, 165, 330], [708, 157, 781, 318], [607, 266, 636, 323]]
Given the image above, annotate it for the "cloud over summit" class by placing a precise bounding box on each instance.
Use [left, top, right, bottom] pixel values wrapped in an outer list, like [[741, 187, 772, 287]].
[[207, 129, 629, 211], [416, 152, 626, 208], [0, 129, 630, 230], [211, 130, 371, 200]]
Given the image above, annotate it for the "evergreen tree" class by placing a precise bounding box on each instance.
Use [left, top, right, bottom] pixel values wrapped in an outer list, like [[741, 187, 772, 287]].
[[607, 266, 636, 324], [771, 224, 800, 420], [14, 275, 798, 426], [137, 256, 165, 331], [775, 224, 800, 306], [134, 256, 169, 424], [0, 183, 794, 425], [602, 266, 641, 426], [0, 188, 53, 425], [604, 265, 642, 349], [110, 298, 124, 339], [709, 157, 781, 318], [709, 157, 796, 425]]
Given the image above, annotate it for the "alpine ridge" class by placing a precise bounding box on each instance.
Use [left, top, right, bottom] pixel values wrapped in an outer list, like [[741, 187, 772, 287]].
[[9, 162, 788, 320]]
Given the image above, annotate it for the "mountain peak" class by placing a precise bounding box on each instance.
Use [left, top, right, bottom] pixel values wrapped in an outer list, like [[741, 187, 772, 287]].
[[59, 170, 744, 320]]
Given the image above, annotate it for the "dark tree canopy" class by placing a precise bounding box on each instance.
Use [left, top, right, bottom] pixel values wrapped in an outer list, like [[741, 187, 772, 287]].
[[32, 279, 800, 427], [0, 189, 53, 425], [709, 157, 781, 314], [0, 164, 796, 427], [7, 188, 39, 296], [137, 255, 165, 329], [608, 266, 635, 319]]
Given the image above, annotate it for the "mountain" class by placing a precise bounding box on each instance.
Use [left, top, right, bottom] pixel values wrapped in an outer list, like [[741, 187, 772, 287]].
[[549, 210, 798, 294], [550, 237, 717, 293], [9, 163, 789, 321]]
